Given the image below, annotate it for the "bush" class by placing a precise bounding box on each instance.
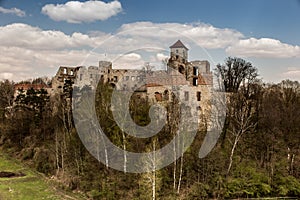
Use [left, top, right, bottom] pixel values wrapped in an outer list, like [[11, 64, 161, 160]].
[[20, 147, 34, 160], [33, 147, 55, 174], [273, 175, 300, 196], [225, 163, 271, 198], [187, 182, 209, 199]]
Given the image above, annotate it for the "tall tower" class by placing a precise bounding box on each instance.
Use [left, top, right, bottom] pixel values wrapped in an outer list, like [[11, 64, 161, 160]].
[[169, 40, 189, 63], [169, 40, 189, 75]]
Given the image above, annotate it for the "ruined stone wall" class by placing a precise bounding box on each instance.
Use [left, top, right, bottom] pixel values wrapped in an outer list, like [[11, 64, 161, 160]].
[[51, 66, 80, 94], [147, 83, 212, 126]]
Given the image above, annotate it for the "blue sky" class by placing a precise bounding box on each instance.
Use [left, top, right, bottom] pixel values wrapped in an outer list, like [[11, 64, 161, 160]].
[[0, 0, 299, 82]]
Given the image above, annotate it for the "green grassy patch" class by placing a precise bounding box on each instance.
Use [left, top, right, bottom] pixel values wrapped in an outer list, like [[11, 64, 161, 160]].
[[0, 152, 83, 200]]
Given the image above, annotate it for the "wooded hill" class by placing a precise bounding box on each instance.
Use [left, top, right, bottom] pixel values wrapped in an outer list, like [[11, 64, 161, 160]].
[[0, 57, 299, 199]]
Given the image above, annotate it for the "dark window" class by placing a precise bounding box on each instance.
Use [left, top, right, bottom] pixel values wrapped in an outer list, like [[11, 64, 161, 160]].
[[184, 91, 189, 101], [193, 78, 198, 86], [197, 91, 201, 101], [193, 67, 198, 76], [154, 92, 162, 101], [179, 65, 184, 74], [113, 76, 118, 82], [163, 90, 169, 100]]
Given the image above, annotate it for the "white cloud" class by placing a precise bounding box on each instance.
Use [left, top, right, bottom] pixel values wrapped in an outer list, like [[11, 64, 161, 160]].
[[226, 38, 300, 58], [0, 23, 108, 50], [1, 21, 300, 82], [0, 23, 114, 80], [156, 53, 168, 61], [281, 67, 300, 81], [0, 45, 103, 81], [0, 6, 26, 17], [120, 53, 141, 61], [42, 0, 122, 23], [117, 22, 244, 49], [116, 22, 300, 59], [0, 72, 13, 80], [113, 53, 144, 68]]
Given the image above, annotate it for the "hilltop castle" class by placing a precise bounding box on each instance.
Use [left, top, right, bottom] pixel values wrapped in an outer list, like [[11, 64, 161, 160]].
[[52, 40, 212, 98], [50, 40, 213, 125]]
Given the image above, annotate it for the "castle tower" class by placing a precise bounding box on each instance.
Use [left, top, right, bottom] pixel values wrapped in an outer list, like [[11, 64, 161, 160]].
[[168, 40, 189, 76], [169, 40, 189, 63]]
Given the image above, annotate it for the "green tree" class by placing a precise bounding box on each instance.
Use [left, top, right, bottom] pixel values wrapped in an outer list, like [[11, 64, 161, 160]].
[[15, 87, 49, 125], [0, 80, 14, 118]]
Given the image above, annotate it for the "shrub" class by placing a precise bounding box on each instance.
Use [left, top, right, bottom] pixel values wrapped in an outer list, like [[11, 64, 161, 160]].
[[273, 175, 300, 196]]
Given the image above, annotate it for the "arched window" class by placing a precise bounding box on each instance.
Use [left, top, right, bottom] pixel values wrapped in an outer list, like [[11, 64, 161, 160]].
[[154, 92, 162, 101], [179, 65, 185, 74], [163, 90, 169, 100]]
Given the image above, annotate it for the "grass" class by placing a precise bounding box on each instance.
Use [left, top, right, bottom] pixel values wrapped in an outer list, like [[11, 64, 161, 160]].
[[0, 151, 85, 200]]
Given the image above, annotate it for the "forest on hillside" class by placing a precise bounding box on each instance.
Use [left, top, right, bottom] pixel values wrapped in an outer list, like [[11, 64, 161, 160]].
[[0, 57, 299, 199]]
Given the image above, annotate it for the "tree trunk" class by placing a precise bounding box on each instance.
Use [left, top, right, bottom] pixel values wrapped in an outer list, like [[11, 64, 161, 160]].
[[173, 140, 176, 190], [55, 130, 60, 174], [152, 170, 156, 200], [152, 142, 156, 200], [122, 131, 127, 173], [177, 152, 184, 194], [227, 136, 238, 176], [98, 129, 108, 169]]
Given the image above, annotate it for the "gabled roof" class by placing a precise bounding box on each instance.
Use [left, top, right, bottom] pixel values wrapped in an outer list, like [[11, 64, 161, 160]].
[[169, 40, 189, 50]]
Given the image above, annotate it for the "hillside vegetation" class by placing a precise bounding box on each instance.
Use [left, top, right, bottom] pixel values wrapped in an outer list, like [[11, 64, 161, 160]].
[[0, 57, 299, 199]]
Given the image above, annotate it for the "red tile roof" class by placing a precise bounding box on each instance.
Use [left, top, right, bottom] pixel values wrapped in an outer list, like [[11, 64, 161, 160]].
[[14, 83, 49, 91]]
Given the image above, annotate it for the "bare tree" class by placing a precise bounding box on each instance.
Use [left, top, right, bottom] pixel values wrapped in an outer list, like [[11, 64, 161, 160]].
[[226, 84, 259, 176], [139, 138, 161, 200], [215, 57, 258, 93], [215, 57, 258, 147], [278, 80, 300, 175]]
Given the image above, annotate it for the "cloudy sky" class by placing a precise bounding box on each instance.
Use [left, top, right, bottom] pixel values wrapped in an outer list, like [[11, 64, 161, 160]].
[[0, 0, 299, 82]]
